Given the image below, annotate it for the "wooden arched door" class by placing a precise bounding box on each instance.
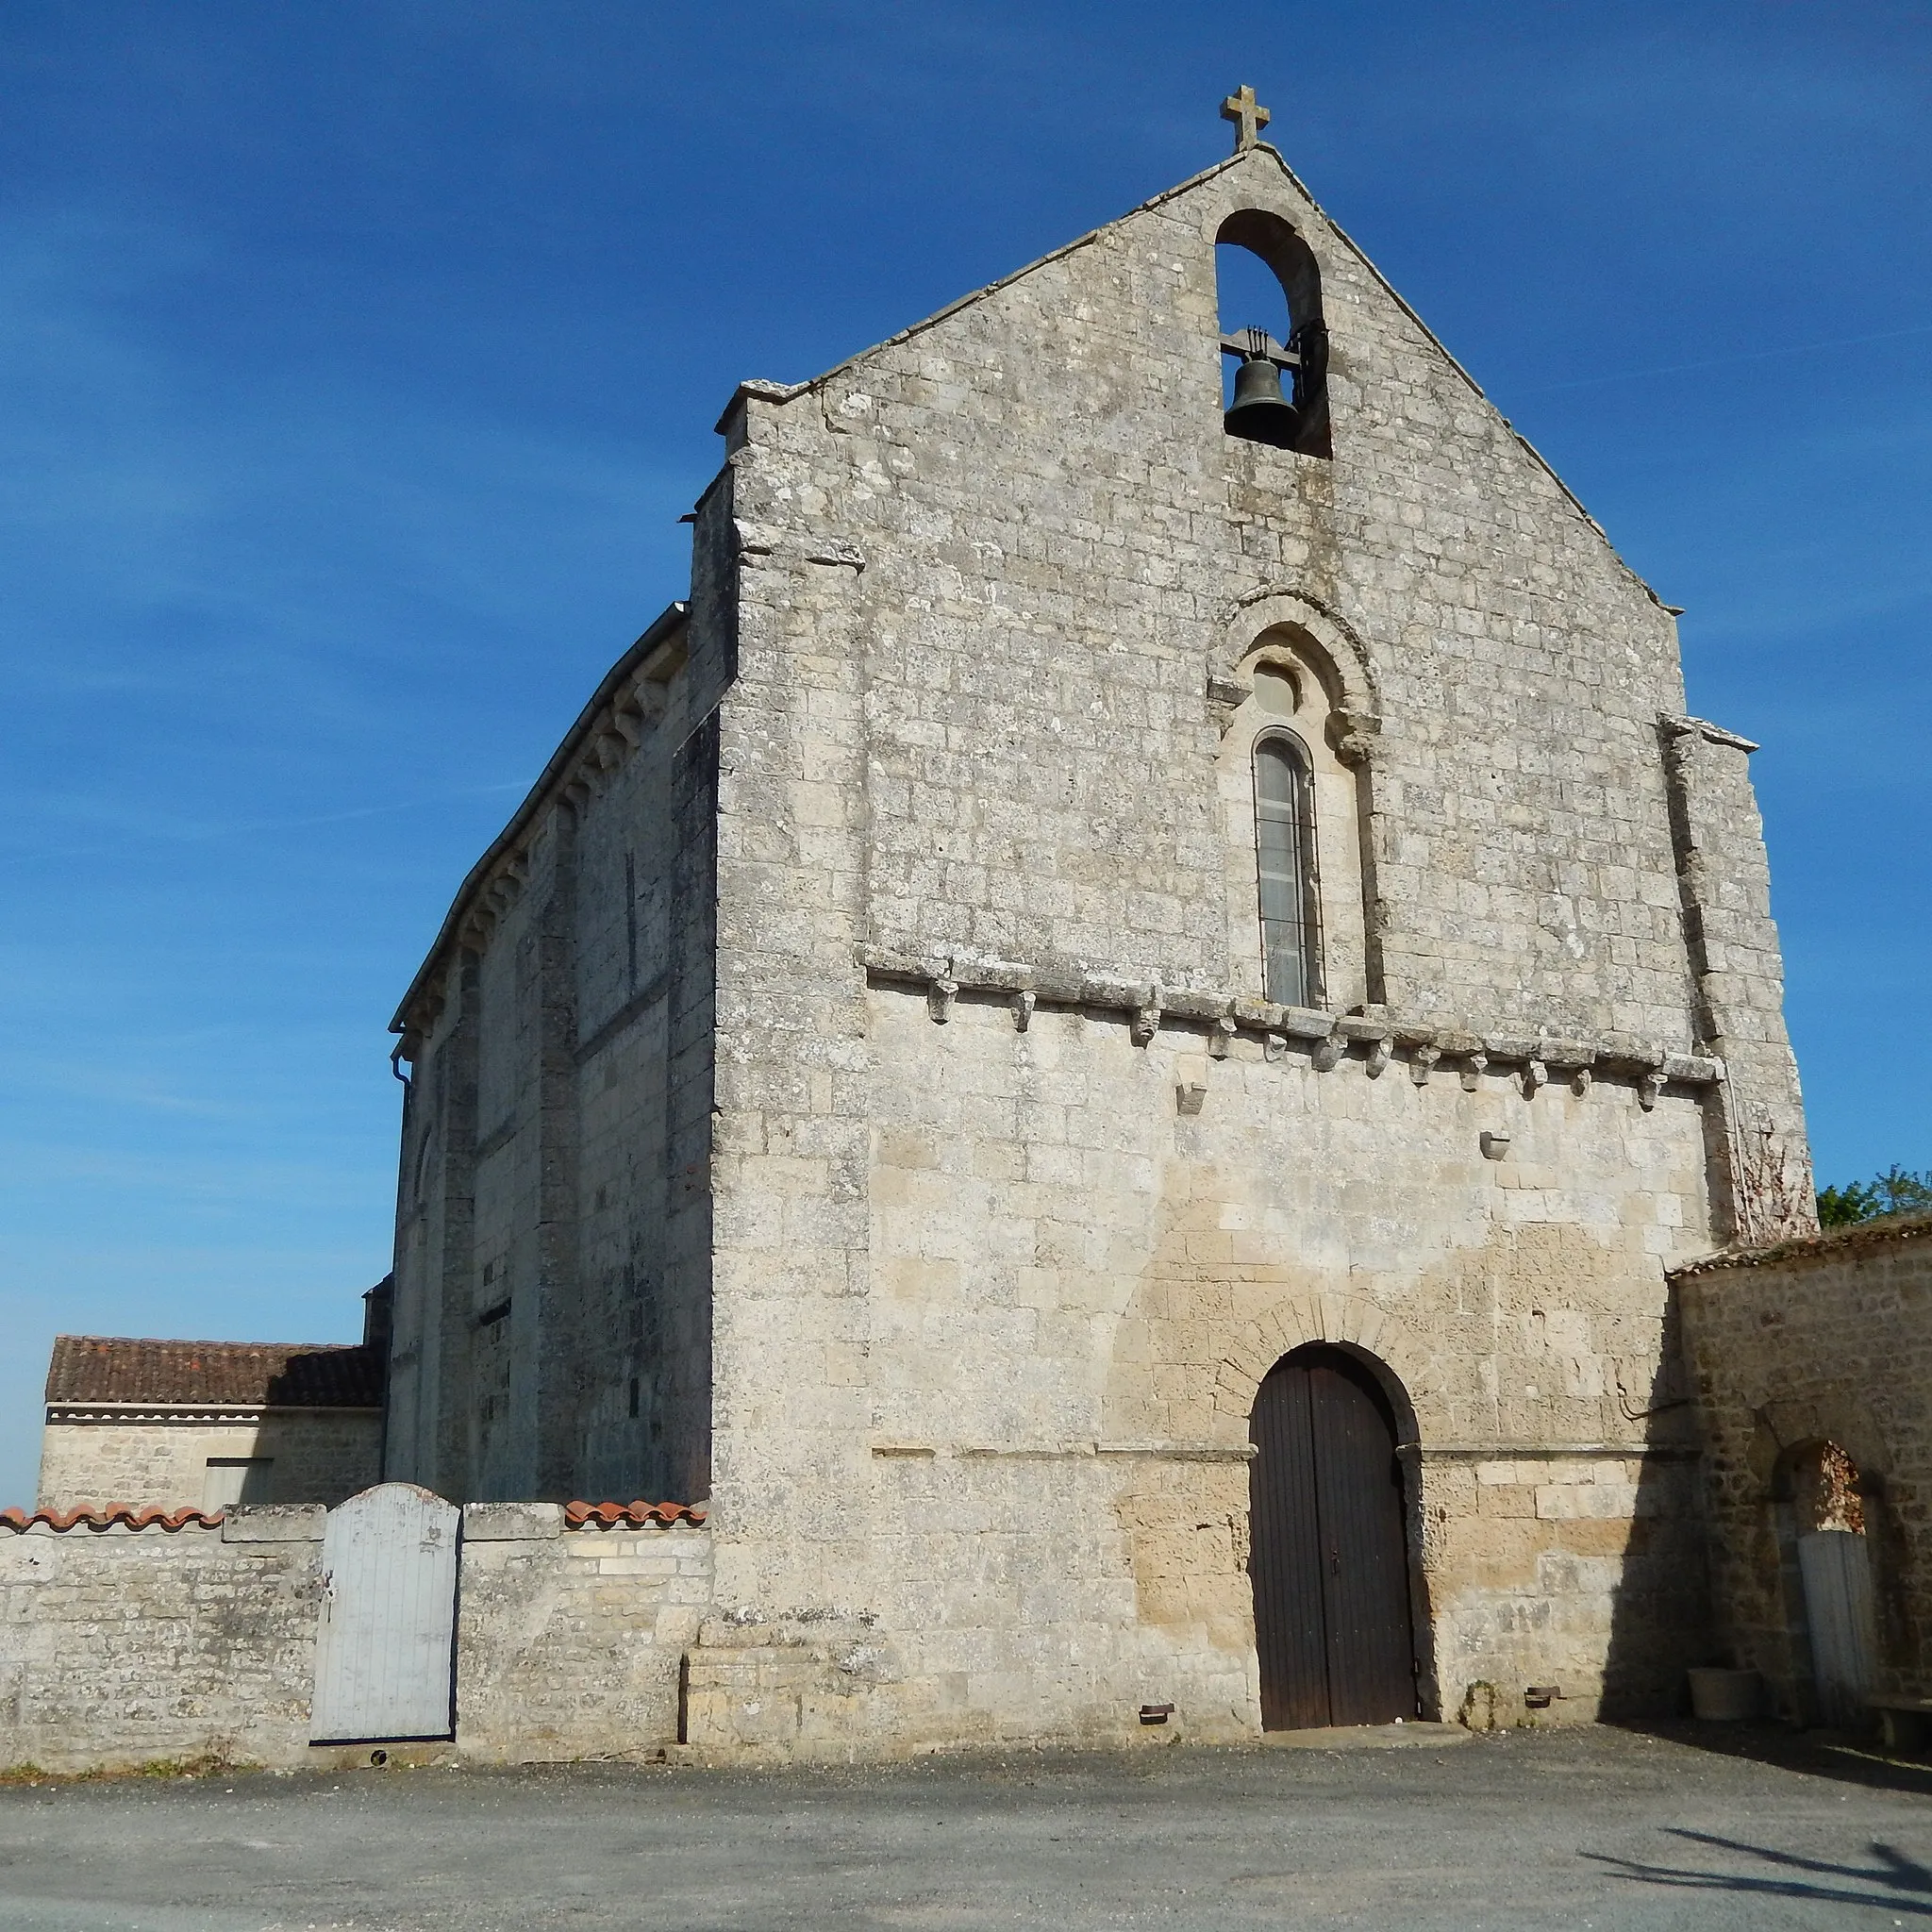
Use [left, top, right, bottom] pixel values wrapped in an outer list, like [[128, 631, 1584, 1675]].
[[1249, 1345, 1417, 1729]]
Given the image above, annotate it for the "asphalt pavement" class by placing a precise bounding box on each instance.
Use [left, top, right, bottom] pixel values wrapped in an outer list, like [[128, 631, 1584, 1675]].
[[2, 1724, 1929, 1930]]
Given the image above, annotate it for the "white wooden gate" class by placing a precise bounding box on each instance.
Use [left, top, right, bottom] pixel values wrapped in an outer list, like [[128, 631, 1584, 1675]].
[[310, 1483, 459, 1742], [1799, 1528, 1877, 1727]]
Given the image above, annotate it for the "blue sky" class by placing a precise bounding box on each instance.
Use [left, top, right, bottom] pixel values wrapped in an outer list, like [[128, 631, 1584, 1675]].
[[1, 3, 1926, 1506]]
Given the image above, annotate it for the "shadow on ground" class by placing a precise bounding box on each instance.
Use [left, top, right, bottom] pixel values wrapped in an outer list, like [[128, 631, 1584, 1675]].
[[1586, 1825, 1932, 1916], [1612, 1718, 1932, 1797]]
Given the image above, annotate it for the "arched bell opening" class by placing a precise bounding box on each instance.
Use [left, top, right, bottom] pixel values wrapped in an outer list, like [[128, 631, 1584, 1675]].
[[1772, 1440, 1881, 1728], [1247, 1342, 1423, 1728], [1215, 209, 1331, 458]]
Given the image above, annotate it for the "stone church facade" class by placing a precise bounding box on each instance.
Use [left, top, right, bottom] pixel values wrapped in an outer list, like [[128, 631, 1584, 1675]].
[[381, 108, 1813, 1751]]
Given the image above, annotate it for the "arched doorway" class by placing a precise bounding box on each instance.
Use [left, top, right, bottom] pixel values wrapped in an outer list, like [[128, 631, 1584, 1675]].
[[1249, 1344, 1417, 1728], [1782, 1441, 1879, 1727]]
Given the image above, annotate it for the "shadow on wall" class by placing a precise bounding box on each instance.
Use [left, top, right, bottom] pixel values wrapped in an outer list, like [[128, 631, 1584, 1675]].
[[1725, 1395, 1913, 1731], [1594, 1293, 1714, 1723], [1771, 1440, 1884, 1728]]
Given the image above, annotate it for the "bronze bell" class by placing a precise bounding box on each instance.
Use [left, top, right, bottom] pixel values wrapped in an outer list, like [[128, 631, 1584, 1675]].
[[1224, 352, 1300, 448]]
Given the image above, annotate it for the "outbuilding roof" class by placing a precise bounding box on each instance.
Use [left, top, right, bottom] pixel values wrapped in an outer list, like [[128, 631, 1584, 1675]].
[[46, 1336, 386, 1410], [1667, 1213, 1932, 1280]]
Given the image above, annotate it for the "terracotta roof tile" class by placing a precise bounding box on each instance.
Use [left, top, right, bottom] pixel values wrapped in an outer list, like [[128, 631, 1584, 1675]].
[[564, 1500, 707, 1528], [46, 1336, 385, 1408], [1, 1506, 224, 1534]]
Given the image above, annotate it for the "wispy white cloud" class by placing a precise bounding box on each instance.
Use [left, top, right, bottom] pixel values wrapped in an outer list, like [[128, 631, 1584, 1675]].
[[0, 779, 527, 866]]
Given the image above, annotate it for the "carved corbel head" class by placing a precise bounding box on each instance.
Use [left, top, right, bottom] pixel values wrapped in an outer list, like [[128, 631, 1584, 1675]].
[[1327, 708, 1381, 768], [1205, 673, 1249, 738]]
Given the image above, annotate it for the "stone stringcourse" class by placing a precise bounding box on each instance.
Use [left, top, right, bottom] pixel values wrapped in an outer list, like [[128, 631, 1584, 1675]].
[[0, 1505, 225, 1534], [859, 945, 1724, 1103]]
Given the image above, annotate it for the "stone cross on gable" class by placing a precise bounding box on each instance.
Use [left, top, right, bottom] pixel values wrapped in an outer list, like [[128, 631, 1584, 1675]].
[[1220, 84, 1271, 154]]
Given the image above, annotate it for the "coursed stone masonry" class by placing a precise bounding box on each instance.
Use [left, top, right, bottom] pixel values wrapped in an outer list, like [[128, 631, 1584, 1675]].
[[1676, 1218, 1932, 1723], [0, 1503, 711, 1773], [382, 125, 1812, 1754], [36, 1334, 386, 1515]]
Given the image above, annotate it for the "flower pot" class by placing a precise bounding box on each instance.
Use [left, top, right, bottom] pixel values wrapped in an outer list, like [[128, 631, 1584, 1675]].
[[1688, 1667, 1760, 1722]]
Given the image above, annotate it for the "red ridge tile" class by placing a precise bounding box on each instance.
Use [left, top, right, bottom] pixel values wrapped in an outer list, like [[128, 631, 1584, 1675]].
[[562, 1499, 707, 1529], [0, 1505, 225, 1534]]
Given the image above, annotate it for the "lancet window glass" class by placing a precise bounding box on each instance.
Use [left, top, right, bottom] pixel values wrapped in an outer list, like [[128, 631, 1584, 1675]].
[[1255, 733, 1322, 1007]]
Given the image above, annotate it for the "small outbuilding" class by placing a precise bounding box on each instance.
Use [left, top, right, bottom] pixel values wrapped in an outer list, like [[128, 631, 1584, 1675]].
[[36, 1280, 390, 1514], [1676, 1217, 1932, 1733]]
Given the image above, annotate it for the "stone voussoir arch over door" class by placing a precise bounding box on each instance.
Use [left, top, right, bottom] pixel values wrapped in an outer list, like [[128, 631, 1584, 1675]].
[[1248, 1342, 1419, 1730]]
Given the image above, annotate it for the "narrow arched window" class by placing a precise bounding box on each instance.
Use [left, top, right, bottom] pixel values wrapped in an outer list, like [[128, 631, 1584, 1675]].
[[1255, 733, 1323, 1007]]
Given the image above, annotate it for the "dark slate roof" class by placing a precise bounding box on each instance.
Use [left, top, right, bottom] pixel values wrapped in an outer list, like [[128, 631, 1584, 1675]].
[[46, 1336, 386, 1408]]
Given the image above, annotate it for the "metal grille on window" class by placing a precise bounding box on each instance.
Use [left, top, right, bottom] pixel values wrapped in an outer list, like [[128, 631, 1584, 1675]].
[[1255, 735, 1324, 1007]]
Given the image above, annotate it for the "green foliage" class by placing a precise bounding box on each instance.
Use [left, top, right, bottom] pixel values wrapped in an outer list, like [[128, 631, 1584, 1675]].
[[1817, 1166, 1932, 1228]]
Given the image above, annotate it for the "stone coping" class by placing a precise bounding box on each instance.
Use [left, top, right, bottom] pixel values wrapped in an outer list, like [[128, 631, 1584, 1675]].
[[224, 1506, 325, 1542], [1669, 1212, 1932, 1280], [859, 946, 1723, 1088]]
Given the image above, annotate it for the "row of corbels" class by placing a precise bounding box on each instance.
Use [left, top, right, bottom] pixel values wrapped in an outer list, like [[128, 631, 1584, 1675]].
[[404, 653, 685, 1050], [454, 671, 666, 958], [859, 946, 1722, 1110]]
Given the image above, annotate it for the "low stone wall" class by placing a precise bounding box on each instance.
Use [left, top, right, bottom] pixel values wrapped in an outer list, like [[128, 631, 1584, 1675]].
[[0, 1507, 322, 1773], [457, 1504, 711, 1763], [1675, 1217, 1932, 1719], [0, 1499, 712, 1773]]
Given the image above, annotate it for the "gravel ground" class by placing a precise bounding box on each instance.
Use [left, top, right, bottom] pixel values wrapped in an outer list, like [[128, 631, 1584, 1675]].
[[2, 1724, 1929, 1930]]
